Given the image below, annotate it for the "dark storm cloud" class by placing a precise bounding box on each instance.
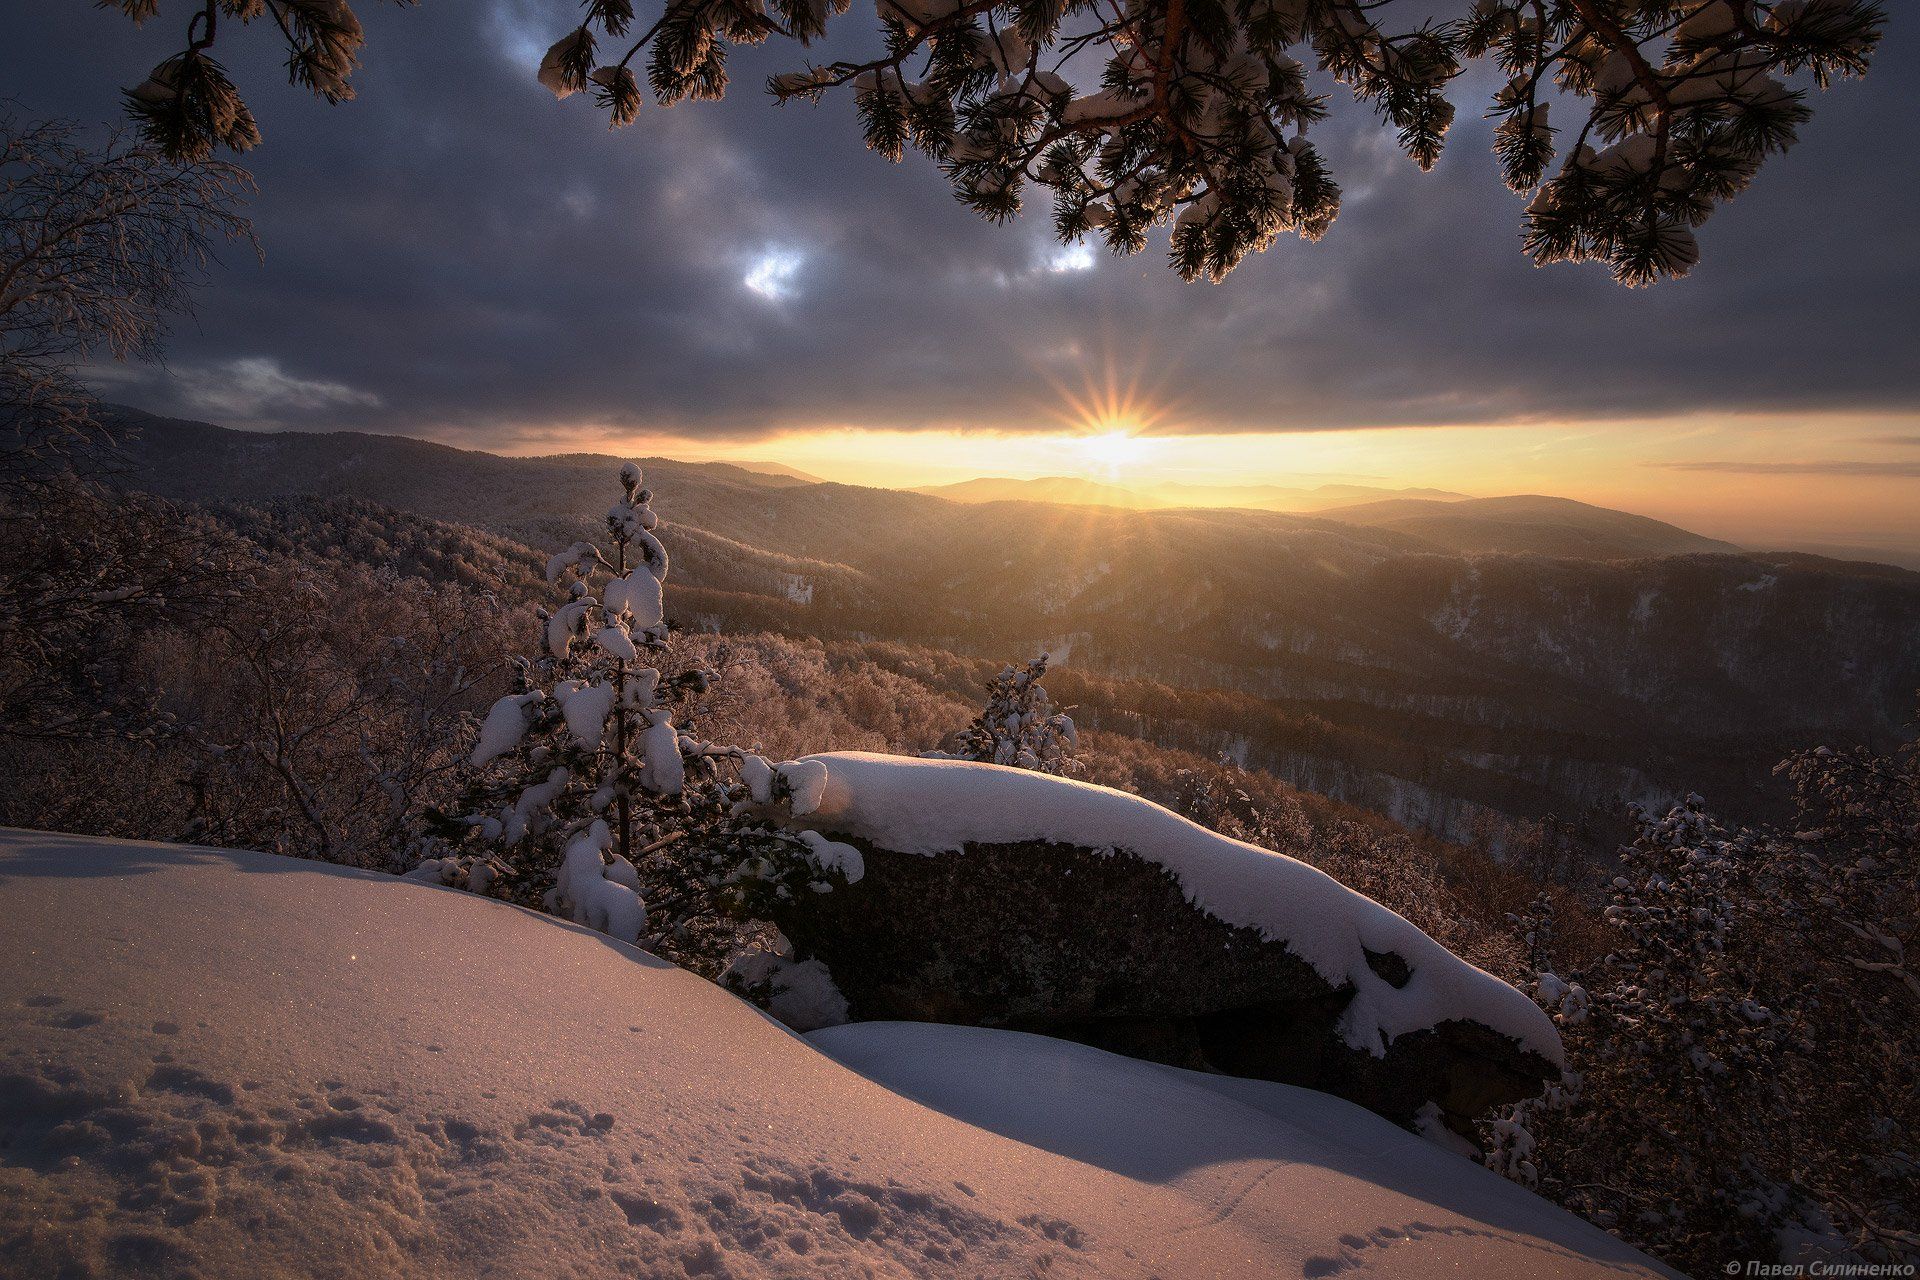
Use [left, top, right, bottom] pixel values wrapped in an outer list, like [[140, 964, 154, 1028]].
[[5, 2, 1917, 441]]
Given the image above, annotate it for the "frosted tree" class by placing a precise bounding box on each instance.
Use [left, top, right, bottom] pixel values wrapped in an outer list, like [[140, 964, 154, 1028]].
[[424, 464, 828, 972], [1509, 889, 1556, 973], [1, 114, 254, 747], [1767, 739, 1919, 1007], [1750, 733, 1919, 1259], [81, 2, 1885, 283], [1594, 798, 1783, 1108], [1481, 891, 1584, 1190], [175, 563, 504, 869], [1480, 730, 1920, 1271], [1491, 797, 1792, 1269], [1577, 798, 1788, 1262], [957, 654, 1079, 772], [2, 114, 253, 487]]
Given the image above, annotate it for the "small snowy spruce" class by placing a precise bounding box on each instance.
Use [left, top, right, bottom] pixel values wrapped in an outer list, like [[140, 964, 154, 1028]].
[[429, 464, 822, 973], [956, 654, 1079, 774]]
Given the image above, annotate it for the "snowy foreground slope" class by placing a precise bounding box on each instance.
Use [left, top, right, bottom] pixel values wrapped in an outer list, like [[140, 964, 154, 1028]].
[[0, 830, 1672, 1279]]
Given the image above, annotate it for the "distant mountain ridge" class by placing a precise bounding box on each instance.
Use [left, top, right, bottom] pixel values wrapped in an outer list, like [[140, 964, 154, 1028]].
[[1313, 494, 1741, 559], [912, 473, 1470, 515], [718, 459, 829, 484], [912, 475, 1144, 507], [909, 476, 1730, 560], [1162, 480, 1469, 509]]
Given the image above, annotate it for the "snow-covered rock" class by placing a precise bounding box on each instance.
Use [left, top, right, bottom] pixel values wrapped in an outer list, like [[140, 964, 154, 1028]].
[[0, 829, 1668, 1279], [754, 752, 1563, 1134]]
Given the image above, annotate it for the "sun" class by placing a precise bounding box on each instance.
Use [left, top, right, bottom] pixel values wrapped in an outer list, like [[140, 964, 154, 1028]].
[[1074, 429, 1154, 475], [1029, 341, 1181, 480]]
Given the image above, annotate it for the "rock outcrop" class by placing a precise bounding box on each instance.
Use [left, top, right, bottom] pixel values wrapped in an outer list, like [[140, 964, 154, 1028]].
[[747, 752, 1562, 1141]]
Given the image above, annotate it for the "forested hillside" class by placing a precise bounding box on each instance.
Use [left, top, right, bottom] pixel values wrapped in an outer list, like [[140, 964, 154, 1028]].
[[108, 408, 1920, 857], [1311, 494, 1741, 557]]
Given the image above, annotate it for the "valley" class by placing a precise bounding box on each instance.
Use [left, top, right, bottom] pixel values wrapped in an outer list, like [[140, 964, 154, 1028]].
[[110, 408, 1920, 862]]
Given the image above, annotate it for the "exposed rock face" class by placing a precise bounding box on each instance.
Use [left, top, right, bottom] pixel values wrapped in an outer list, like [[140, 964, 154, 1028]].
[[768, 836, 1558, 1140]]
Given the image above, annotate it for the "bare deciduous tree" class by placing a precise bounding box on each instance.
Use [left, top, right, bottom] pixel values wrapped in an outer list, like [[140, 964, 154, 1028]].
[[0, 113, 256, 758], [173, 563, 510, 868], [0, 114, 253, 489]]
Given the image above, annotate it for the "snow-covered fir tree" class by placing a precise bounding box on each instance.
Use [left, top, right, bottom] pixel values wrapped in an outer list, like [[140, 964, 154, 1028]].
[[957, 654, 1079, 773], [417, 464, 828, 975]]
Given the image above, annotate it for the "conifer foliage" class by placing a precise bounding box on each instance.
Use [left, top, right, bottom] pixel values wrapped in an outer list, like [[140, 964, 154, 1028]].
[[956, 654, 1080, 773], [419, 464, 816, 973], [88, 2, 1885, 283], [573, 0, 1885, 282], [1490, 766, 1919, 1271], [103, 1, 411, 162]]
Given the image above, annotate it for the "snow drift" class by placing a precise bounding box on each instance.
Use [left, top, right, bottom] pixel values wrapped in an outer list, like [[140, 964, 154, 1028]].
[[0, 829, 1669, 1279]]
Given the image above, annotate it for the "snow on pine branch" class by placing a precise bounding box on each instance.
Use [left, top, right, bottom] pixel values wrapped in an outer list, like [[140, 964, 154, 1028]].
[[94, 0, 1886, 283], [527, 0, 1884, 284]]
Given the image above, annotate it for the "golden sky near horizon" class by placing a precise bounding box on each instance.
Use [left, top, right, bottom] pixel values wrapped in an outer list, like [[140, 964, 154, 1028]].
[[489, 409, 1920, 563]]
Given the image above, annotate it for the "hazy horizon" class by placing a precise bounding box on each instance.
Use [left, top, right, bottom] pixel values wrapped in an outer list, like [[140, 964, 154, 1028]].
[[113, 405, 1920, 568]]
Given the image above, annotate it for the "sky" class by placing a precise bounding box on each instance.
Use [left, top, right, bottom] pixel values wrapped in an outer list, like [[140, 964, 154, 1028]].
[[3, 2, 1918, 559]]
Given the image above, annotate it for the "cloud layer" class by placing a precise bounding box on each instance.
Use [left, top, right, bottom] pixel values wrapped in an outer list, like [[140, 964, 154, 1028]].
[[6, 2, 1918, 443]]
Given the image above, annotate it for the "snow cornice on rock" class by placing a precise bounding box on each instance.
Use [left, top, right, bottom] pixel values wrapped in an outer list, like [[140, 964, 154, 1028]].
[[773, 751, 1565, 1066]]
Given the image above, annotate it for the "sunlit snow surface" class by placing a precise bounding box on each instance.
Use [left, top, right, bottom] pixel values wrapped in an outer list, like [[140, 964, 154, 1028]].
[[0, 830, 1672, 1279]]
